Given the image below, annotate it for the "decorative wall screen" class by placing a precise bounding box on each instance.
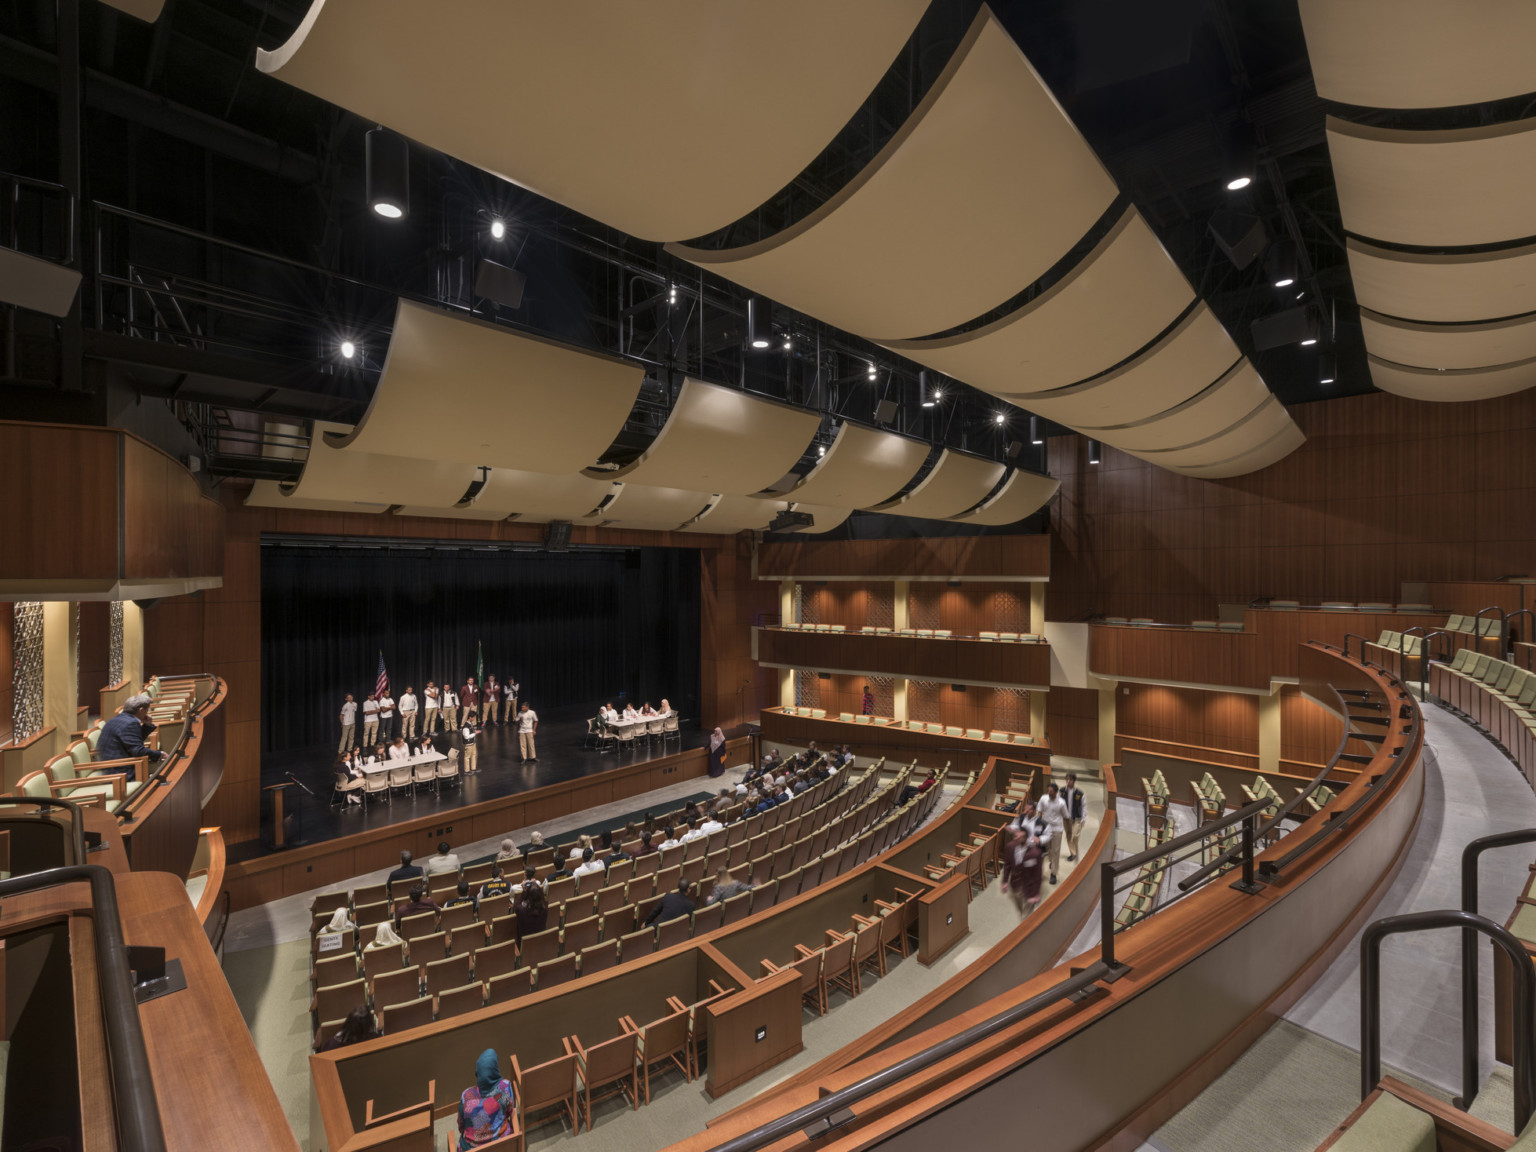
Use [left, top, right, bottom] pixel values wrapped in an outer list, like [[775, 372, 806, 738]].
[[994, 588, 1030, 634], [12, 602, 44, 743], [994, 687, 1029, 733], [867, 675, 895, 717], [794, 668, 819, 709], [796, 584, 817, 627], [109, 601, 124, 685], [909, 590, 941, 632], [908, 679, 941, 724], [867, 589, 894, 631]]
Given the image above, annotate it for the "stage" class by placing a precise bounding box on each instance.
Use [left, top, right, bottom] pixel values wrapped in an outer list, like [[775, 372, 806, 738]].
[[243, 714, 715, 863]]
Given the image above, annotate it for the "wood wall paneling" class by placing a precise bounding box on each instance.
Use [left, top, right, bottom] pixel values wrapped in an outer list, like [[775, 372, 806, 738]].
[[759, 629, 1050, 688], [760, 534, 1050, 580], [0, 423, 119, 581], [1044, 686, 1099, 760], [77, 600, 109, 710]]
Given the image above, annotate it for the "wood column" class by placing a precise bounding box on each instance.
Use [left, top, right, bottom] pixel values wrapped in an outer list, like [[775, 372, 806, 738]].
[[1258, 689, 1281, 775], [1029, 581, 1046, 632], [894, 579, 910, 630], [893, 678, 909, 722], [42, 601, 78, 752], [1099, 683, 1118, 769], [1029, 689, 1047, 740], [121, 600, 144, 689]]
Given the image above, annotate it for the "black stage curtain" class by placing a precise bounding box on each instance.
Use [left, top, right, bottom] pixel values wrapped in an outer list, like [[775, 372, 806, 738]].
[[260, 544, 701, 754]]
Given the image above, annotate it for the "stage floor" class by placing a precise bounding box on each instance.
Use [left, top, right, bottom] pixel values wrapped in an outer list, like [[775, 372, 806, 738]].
[[241, 716, 712, 862]]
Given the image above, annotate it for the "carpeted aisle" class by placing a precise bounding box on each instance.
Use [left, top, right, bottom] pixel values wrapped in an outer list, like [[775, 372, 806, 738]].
[[223, 940, 316, 1148]]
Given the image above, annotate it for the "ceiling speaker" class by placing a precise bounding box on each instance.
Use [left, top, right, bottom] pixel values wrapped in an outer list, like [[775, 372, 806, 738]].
[[873, 399, 898, 425], [1208, 209, 1267, 270], [1250, 306, 1313, 351], [475, 257, 526, 309]]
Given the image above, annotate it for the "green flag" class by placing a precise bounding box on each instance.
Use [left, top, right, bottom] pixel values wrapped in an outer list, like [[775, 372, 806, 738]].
[[477, 640, 484, 687]]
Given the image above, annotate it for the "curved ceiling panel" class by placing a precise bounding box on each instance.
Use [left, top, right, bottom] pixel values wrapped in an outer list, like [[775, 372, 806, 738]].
[[1094, 361, 1271, 452], [783, 422, 931, 509], [867, 450, 1006, 519], [668, 10, 1117, 340], [790, 504, 855, 534], [100, 0, 165, 21], [1130, 397, 1298, 471], [1368, 354, 1536, 402], [327, 300, 643, 474], [1346, 237, 1536, 323], [678, 495, 785, 535], [396, 469, 616, 522], [286, 421, 479, 507], [1007, 303, 1240, 428], [1299, 0, 1536, 110], [244, 480, 387, 514], [1173, 421, 1306, 479], [595, 378, 820, 495], [594, 484, 714, 532], [950, 469, 1059, 526], [1361, 308, 1536, 370], [879, 207, 1193, 395], [1328, 115, 1536, 247], [258, 1, 925, 241]]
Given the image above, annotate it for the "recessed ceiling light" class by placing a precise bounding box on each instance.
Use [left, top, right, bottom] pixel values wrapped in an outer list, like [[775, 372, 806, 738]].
[[340, 340, 356, 359], [994, 413, 1006, 425], [490, 220, 506, 240], [1226, 175, 1252, 191]]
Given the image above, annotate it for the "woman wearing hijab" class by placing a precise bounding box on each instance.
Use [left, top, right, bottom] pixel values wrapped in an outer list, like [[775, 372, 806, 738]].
[[457, 1049, 516, 1148], [707, 727, 728, 778], [319, 1005, 379, 1052], [321, 906, 356, 935], [365, 921, 405, 954], [494, 838, 519, 863]]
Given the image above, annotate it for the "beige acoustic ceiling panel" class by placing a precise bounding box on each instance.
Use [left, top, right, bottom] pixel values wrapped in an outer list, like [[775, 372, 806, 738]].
[[1092, 361, 1271, 453], [395, 469, 616, 523], [1130, 397, 1297, 471], [325, 300, 642, 474], [285, 422, 479, 507], [783, 422, 932, 509], [789, 503, 854, 534], [1175, 421, 1306, 480], [1368, 355, 1536, 402], [880, 207, 1193, 394], [594, 378, 820, 496], [1361, 309, 1536, 371], [594, 484, 714, 532], [1299, 0, 1536, 110], [99, 0, 165, 20], [244, 480, 387, 514], [0, 249, 82, 317], [1008, 303, 1241, 428], [669, 9, 1117, 340], [950, 470, 1059, 526], [678, 495, 786, 535], [1328, 116, 1536, 247], [868, 450, 1006, 520], [259, 1, 925, 241], [1347, 237, 1536, 324]]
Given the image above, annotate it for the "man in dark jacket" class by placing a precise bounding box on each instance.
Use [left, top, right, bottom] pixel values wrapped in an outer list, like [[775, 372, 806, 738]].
[[645, 880, 697, 926], [97, 695, 166, 779], [387, 849, 424, 890]]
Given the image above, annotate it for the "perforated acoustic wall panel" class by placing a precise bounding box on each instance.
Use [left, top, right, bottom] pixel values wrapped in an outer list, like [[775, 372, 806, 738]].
[[11, 602, 43, 743], [259, 0, 926, 240]]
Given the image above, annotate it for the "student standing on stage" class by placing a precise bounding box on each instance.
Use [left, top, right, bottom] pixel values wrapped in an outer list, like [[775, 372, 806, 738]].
[[484, 675, 501, 726], [516, 702, 539, 762], [378, 690, 396, 741], [362, 693, 380, 747], [507, 676, 520, 716], [461, 677, 480, 726], [459, 718, 479, 774], [423, 682, 440, 734], [442, 685, 458, 731], [339, 693, 357, 754], [399, 685, 418, 739]]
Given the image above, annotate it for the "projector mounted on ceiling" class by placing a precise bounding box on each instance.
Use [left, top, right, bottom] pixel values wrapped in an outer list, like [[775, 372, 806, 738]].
[[768, 510, 815, 533]]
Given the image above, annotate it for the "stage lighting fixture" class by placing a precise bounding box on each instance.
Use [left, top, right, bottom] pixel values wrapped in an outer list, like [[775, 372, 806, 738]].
[[1088, 439, 1102, 465], [1030, 416, 1044, 445], [1319, 352, 1336, 385], [365, 127, 409, 220], [1300, 313, 1320, 346], [668, 284, 677, 305], [921, 398, 935, 408], [1225, 175, 1252, 191], [867, 363, 877, 379], [1267, 243, 1298, 288], [1005, 440, 1022, 460], [783, 339, 792, 352], [994, 413, 1006, 425], [340, 340, 356, 359], [817, 445, 826, 456], [769, 509, 815, 533], [746, 298, 771, 349], [920, 369, 935, 407], [490, 219, 506, 240]]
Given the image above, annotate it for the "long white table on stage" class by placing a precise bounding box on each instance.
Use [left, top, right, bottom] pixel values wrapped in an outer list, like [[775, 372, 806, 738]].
[[357, 749, 447, 775], [602, 712, 675, 736]]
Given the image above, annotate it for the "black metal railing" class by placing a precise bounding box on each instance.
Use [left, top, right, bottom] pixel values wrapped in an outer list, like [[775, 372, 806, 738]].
[[115, 673, 215, 822], [1361, 909, 1534, 1131], [0, 865, 166, 1152], [0, 795, 89, 867], [1, 171, 74, 263]]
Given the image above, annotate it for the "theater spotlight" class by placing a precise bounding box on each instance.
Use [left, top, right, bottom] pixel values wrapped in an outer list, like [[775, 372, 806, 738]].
[[994, 412, 1006, 425], [746, 298, 771, 349], [1300, 313, 1320, 346], [489, 220, 506, 240], [1088, 439, 1102, 465], [365, 127, 409, 220], [1030, 416, 1043, 446], [920, 370, 935, 407], [1225, 174, 1252, 191], [1319, 352, 1337, 385], [340, 340, 357, 360], [867, 363, 877, 380], [1266, 243, 1298, 288]]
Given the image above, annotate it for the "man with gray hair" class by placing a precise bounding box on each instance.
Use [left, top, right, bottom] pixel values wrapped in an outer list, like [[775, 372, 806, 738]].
[[97, 694, 166, 778]]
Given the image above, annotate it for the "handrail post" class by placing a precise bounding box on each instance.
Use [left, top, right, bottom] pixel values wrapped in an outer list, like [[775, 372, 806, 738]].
[[1100, 861, 1121, 974], [1232, 811, 1263, 894]]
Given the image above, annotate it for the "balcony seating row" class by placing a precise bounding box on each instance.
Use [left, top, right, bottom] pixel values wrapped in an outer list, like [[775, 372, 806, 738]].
[[778, 623, 1044, 643], [777, 708, 1039, 747], [1431, 650, 1536, 789]]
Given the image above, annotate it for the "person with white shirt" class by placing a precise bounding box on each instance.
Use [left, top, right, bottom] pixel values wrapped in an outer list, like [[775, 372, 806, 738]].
[[657, 825, 682, 852], [573, 847, 605, 881], [459, 720, 478, 774], [506, 677, 520, 715], [484, 676, 501, 726], [339, 693, 358, 753], [516, 703, 539, 761], [361, 694, 380, 747], [378, 692, 396, 741], [1036, 782, 1069, 885], [387, 736, 410, 761], [399, 686, 418, 739], [680, 820, 708, 845], [422, 682, 440, 734], [698, 816, 724, 838], [441, 686, 458, 731], [568, 834, 592, 862], [659, 698, 672, 716], [623, 703, 640, 722], [423, 840, 461, 875], [337, 750, 365, 805]]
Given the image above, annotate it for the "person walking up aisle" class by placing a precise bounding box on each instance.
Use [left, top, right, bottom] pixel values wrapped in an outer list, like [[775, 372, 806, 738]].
[[516, 702, 538, 762], [338, 693, 357, 753], [1060, 772, 1087, 862], [1037, 781, 1068, 885]]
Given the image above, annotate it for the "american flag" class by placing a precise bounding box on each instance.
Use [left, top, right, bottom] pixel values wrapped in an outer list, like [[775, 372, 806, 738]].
[[374, 651, 390, 700]]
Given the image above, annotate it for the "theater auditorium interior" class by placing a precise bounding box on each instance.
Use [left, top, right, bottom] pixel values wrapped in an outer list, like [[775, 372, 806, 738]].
[[6, 1, 1536, 1150]]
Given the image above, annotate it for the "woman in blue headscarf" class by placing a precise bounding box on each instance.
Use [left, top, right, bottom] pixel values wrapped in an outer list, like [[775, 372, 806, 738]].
[[457, 1048, 516, 1148]]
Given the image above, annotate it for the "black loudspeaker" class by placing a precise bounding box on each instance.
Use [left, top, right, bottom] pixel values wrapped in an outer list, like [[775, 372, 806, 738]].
[[544, 520, 571, 551], [1208, 210, 1267, 270], [1005, 440, 1023, 460], [873, 399, 898, 424], [1250, 306, 1314, 351], [475, 258, 527, 309]]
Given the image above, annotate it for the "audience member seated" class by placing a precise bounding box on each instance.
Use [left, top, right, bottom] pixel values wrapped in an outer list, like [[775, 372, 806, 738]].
[[319, 1005, 380, 1053], [424, 840, 462, 876], [646, 880, 697, 927], [366, 922, 403, 953], [495, 839, 519, 863], [513, 883, 548, 942], [97, 694, 165, 777], [898, 769, 938, 806], [567, 834, 592, 862], [574, 847, 604, 880], [320, 907, 355, 935], [394, 883, 440, 927], [388, 736, 411, 761], [478, 864, 512, 902], [388, 850, 424, 888], [444, 881, 476, 911], [706, 867, 751, 905], [457, 1049, 517, 1149], [635, 831, 657, 856], [657, 825, 682, 851], [698, 812, 724, 838]]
